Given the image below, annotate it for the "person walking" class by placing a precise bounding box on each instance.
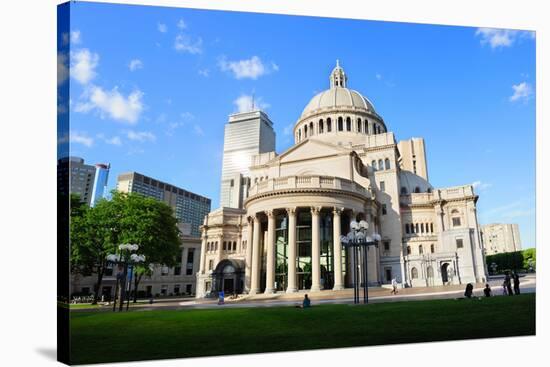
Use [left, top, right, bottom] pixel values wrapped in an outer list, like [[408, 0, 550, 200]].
[[513, 272, 521, 295], [504, 272, 513, 296], [390, 278, 398, 295]]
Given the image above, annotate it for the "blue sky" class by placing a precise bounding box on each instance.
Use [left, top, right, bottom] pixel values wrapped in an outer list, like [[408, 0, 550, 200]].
[[60, 2, 536, 247]]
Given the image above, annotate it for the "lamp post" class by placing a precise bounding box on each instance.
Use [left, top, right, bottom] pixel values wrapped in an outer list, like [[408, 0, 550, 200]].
[[340, 220, 381, 304], [107, 244, 145, 312]]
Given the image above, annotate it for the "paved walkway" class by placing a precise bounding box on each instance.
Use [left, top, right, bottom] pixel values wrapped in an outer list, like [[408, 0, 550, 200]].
[[72, 274, 535, 312]]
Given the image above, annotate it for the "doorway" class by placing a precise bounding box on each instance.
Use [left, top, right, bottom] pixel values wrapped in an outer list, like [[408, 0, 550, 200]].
[[441, 263, 450, 284]]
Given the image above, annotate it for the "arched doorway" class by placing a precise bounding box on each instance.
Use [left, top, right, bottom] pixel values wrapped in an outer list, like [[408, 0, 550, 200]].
[[441, 263, 450, 284], [212, 259, 245, 295]]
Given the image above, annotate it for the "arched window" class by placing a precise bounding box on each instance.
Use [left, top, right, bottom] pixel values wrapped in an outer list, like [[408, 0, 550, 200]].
[[327, 118, 332, 132], [430, 244, 435, 253], [415, 223, 419, 233], [357, 118, 362, 132], [378, 159, 383, 170], [364, 120, 369, 134], [346, 117, 351, 131], [405, 223, 410, 234], [411, 267, 418, 279], [427, 266, 434, 278], [401, 187, 408, 195], [420, 223, 424, 233], [338, 117, 343, 131], [430, 223, 434, 232], [407, 246, 411, 255], [427, 188, 432, 193], [233, 241, 237, 251], [319, 119, 324, 134], [304, 125, 308, 138], [385, 158, 391, 170], [371, 160, 377, 171], [419, 245, 423, 254], [309, 122, 314, 135], [414, 187, 421, 193], [298, 130, 301, 141]]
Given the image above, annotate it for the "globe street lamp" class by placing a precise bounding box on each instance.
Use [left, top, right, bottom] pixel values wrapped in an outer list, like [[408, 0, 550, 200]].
[[340, 220, 381, 304], [107, 244, 145, 312]]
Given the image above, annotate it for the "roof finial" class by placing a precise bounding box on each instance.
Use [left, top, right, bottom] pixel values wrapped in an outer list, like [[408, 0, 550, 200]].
[[336, 59, 340, 68]]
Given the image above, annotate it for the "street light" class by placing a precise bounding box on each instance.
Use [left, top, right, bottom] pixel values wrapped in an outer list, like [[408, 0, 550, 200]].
[[340, 220, 381, 304], [107, 244, 145, 311]]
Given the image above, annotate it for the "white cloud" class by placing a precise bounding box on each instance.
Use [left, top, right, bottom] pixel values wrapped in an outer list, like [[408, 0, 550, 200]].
[[509, 82, 533, 102], [472, 181, 492, 191], [177, 19, 187, 30], [158, 23, 167, 33], [71, 131, 94, 147], [126, 130, 156, 142], [475, 28, 534, 49], [283, 123, 294, 136], [128, 59, 143, 71], [375, 73, 382, 80], [106, 136, 122, 146], [74, 85, 144, 124], [174, 34, 203, 54], [70, 30, 81, 45], [70, 49, 99, 85], [57, 52, 69, 86], [219, 56, 277, 80], [193, 125, 204, 136], [233, 94, 270, 113], [198, 68, 209, 77], [180, 112, 195, 120]]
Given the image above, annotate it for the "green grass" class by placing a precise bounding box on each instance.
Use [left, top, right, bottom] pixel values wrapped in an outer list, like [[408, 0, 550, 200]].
[[69, 294, 536, 365]]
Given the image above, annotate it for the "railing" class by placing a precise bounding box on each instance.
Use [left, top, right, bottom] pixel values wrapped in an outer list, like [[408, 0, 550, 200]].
[[248, 175, 370, 198], [400, 185, 475, 206]]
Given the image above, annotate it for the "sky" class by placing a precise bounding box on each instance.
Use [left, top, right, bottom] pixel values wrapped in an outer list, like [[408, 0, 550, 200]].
[[59, 1, 536, 248]]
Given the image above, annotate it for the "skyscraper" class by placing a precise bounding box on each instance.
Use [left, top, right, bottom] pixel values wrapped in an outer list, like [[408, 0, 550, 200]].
[[117, 172, 211, 237], [90, 163, 110, 206], [219, 110, 275, 209]]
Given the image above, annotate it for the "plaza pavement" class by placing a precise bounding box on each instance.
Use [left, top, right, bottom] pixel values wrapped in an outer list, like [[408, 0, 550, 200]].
[[73, 274, 536, 312]]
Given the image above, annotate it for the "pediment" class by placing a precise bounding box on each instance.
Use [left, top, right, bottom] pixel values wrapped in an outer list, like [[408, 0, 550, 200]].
[[275, 138, 351, 164]]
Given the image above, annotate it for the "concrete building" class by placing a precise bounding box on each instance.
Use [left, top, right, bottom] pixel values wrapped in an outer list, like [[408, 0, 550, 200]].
[[68, 156, 110, 206], [116, 172, 211, 237], [481, 223, 522, 255], [196, 61, 487, 297], [220, 110, 276, 209]]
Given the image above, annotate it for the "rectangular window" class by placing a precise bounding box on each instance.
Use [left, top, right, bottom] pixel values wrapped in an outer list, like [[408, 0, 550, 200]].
[[380, 181, 385, 192], [187, 249, 195, 264], [382, 204, 387, 215], [174, 266, 181, 276], [208, 260, 213, 270], [383, 241, 390, 251], [452, 217, 461, 227], [174, 285, 180, 294], [456, 238, 464, 249], [186, 284, 192, 294], [161, 266, 169, 276], [385, 268, 392, 282]]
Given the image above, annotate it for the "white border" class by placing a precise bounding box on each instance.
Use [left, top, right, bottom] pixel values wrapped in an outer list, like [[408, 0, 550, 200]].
[[0, 1, 546, 366]]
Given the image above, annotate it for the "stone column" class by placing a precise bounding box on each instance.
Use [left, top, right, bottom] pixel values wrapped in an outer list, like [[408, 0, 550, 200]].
[[244, 217, 254, 292], [310, 206, 321, 292], [286, 207, 297, 293], [265, 210, 276, 293], [250, 215, 262, 294], [332, 207, 344, 290], [215, 234, 223, 267], [199, 234, 207, 274], [181, 247, 189, 275]]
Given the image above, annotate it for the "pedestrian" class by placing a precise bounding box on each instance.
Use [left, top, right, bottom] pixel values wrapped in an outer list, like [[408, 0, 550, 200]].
[[505, 272, 513, 296], [502, 281, 508, 296], [302, 294, 311, 308], [513, 272, 520, 295], [390, 278, 398, 295], [218, 290, 225, 305], [464, 283, 474, 298], [483, 283, 492, 297]]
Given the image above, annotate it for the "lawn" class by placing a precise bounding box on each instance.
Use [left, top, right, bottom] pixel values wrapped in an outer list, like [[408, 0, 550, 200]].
[[69, 294, 535, 365]]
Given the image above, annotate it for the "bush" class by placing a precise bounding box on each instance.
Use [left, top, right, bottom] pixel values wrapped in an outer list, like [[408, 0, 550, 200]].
[[486, 249, 536, 273]]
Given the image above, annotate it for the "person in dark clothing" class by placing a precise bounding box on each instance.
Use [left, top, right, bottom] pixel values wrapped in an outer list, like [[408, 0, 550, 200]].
[[483, 283, 492, 297], [504, 273, 513, 296], [513, 272, 521, 295], [464, 283, 474, 298], [302, 294, 311, 308]]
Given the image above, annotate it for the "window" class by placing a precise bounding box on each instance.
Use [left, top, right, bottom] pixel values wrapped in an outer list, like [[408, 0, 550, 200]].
[[161, 285, 168, 296], [174, 285, 181, 294], [338, 117, 343, 131], [319, 119, 324, 133], [420, 223, 424, 233], [382, 204, 387, 215], [430, 244, 435, 253], [373, 124, 377, 134], [383, 241, 390, 251], [298, 130, 301, 141], [186, 284, 192, 294], [357, 118, 362, 132], [401, 187, 408, 195], [380, 181, 385, 192], [230, 179, 234, 187], [415, 223, 419, 233], [309, 122, 314, 135], [161, 266, 169, 276], [456, 238, 464, 249], [233, 241, 237, 251], [405, 223, 410, 234], [346, 117, 351, 131], [419, 245, 423, 254], [378, 159, 383, 170], [304, 125, 308, 138], [427, 266, 434, 278], [452, 217, 461, 227], [430, 223, 434, 232], [414, 187, 421, 193], [208, 260, 213, 270], [174, 266, 181, 275], [385, 267, 392, 282], [411, 267, 418, 279], [407, 246, 411, 255], [427, 188, 432, 193], [385, 158, 391, 170], [327, 118, 332, 132]]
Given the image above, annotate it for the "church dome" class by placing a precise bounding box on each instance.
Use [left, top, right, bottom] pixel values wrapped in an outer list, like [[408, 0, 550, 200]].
[[300, 60, 377, 119], [399, 170, 433, 194]]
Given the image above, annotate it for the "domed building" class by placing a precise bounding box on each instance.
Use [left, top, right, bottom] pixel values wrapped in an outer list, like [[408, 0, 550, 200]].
[[196, 61, 487, 297]]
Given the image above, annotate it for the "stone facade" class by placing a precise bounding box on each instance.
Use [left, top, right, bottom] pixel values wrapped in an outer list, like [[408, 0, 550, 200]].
[[196, 61, 487, 297], [481, 223, 522, 255]]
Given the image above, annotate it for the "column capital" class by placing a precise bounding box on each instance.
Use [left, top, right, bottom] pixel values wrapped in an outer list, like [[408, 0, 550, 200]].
[[286, 207, 297, 215], [333, 207, 344, 216], [310, 206, 322, 215], [265, 209, 275, 218], [247, 215, 254, 224]]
